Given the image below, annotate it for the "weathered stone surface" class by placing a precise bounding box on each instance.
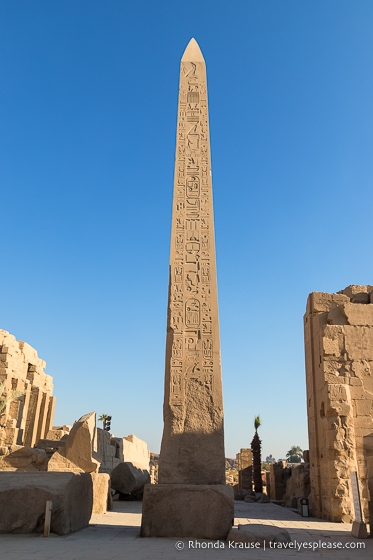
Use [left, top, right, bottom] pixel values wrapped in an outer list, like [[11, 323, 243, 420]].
[[36, 438, 67, 452], [227, 524, 291, 545], [46, 425, 71, 440], [158, 38, 225, 487], [0, 472, 92, 534], [64, 412, 99, 473], [110, 462, 150, 494], [268, 461, 287, 501], [91, 472, 110, 514], [140, 484, 234, 538], [339, 285, 373, 303], [304, 286, 373, 523], [236, 448, 252, 491], [0, 329, 55, 448], [284, 463, 310, 508], [0, 447, 48, 471], [141, 39, 232, 540], [47, 451, 83, 473], [309, 292, 350, 314], [351, 521, 368, 539], [97, 430, 150, 474]]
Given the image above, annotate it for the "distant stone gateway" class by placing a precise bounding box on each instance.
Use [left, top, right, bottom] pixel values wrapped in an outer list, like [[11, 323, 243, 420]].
[[140, 38, 234, 539]]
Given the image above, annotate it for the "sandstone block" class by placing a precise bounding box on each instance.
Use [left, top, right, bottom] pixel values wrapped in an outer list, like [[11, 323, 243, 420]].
[[0, 447, 48, 471], [140, 484, 234, 538], [47, 451, 83, 472], [64, 412, 100, 473], [309, 293, 350, 313], [0, 472, 92, 534], [351, 521, 368, 538], [341, 303, 373, 326], [110, 462, 150, 494], [91, 472, 110, 514]]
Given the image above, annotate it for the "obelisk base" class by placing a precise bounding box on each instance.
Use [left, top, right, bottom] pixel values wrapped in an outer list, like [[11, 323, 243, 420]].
[[140, 484, 234, 539]]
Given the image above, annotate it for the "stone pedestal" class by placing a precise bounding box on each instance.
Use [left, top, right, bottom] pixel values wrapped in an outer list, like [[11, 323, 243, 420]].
[[140, 484, 234, 539], [351, 521, 368, 539]]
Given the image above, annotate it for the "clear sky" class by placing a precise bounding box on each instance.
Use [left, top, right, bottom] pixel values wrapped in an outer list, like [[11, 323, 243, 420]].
[[1, 1, 373, 460]]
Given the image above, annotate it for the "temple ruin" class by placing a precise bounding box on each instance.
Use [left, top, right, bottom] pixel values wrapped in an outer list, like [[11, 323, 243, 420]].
[[304, 285, 373, 523], [0, 329, 55, 449]]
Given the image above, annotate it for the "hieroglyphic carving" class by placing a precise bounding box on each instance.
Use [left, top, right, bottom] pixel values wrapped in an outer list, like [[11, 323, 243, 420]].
[[167, 42, 220, 406]]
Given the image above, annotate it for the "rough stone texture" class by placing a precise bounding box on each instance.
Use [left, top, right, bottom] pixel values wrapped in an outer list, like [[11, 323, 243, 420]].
[[269, 461, 288, 500], [91, 472, 110, 514], [46, 425, 71, 440], [97, 429, 150, 474], [236, 448, 252, 491], [140, 484, 234, 538], [367, 457, 373, 534], [0, 446, 48, 471], [64, 412, 100, 473], [47, 451, 83, 473], [227, 524, 291, 545], [0, 472, 92, 534], [110, 462, 150, 494], [284, 463, 310, 509], [158, 38, 225, 487], [304, 285, 373, 522], [351, 521, 368, 538], [36, 438, 67, 453], [0, 329, 55, 448]]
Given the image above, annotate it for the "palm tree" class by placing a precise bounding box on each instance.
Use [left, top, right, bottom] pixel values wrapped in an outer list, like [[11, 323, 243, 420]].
[[286, 445, 303, 463], [251, 414, 263, 493], [0, 380, 25, 415], [98, 413, 109, 430]]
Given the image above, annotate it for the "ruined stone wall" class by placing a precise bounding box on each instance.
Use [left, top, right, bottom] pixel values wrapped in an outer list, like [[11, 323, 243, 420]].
[[304, 285, 373, 522], [236, 448, 252, 491], [98, 430, 150, 474], [0, 329, 55, 448]]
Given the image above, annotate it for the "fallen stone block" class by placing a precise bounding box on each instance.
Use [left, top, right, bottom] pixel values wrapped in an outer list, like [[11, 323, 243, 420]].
[[0, 472, 93, 534], [110, 462, 150, 494], [0, 447, 48, 471], [47, 452, 83, 473]]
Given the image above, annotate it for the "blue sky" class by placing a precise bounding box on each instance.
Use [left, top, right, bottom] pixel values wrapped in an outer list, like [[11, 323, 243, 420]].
[[1, 1, 373, 459]]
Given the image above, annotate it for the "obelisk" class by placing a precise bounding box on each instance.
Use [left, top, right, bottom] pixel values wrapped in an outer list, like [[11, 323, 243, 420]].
[[141, 38, 233, 540]]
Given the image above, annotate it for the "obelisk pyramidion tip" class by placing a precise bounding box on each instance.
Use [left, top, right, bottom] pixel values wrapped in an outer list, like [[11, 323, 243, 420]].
[[181, 38, 205, 62]]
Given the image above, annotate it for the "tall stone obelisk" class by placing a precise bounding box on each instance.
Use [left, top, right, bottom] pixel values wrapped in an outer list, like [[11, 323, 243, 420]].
[[141, 38, 233, 540]]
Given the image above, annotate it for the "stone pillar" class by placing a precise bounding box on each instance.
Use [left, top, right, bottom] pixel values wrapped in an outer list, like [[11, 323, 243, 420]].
[[24, 387, 42, 447], [237, 448, 252, 491], [44, 396, 56, 439], [141, 38, 233, 539], [269, 461, 287, 500]]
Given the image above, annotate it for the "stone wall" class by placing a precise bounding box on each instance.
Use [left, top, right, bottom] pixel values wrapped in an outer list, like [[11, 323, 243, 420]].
[[268, 460, 289, 500], [0, 330, 55, 448], [98, 430, 150, 473], [304, 285, 373, 522]]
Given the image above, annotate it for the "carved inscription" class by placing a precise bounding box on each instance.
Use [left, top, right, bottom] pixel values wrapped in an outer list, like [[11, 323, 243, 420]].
[[168, 49, 217, 404]]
